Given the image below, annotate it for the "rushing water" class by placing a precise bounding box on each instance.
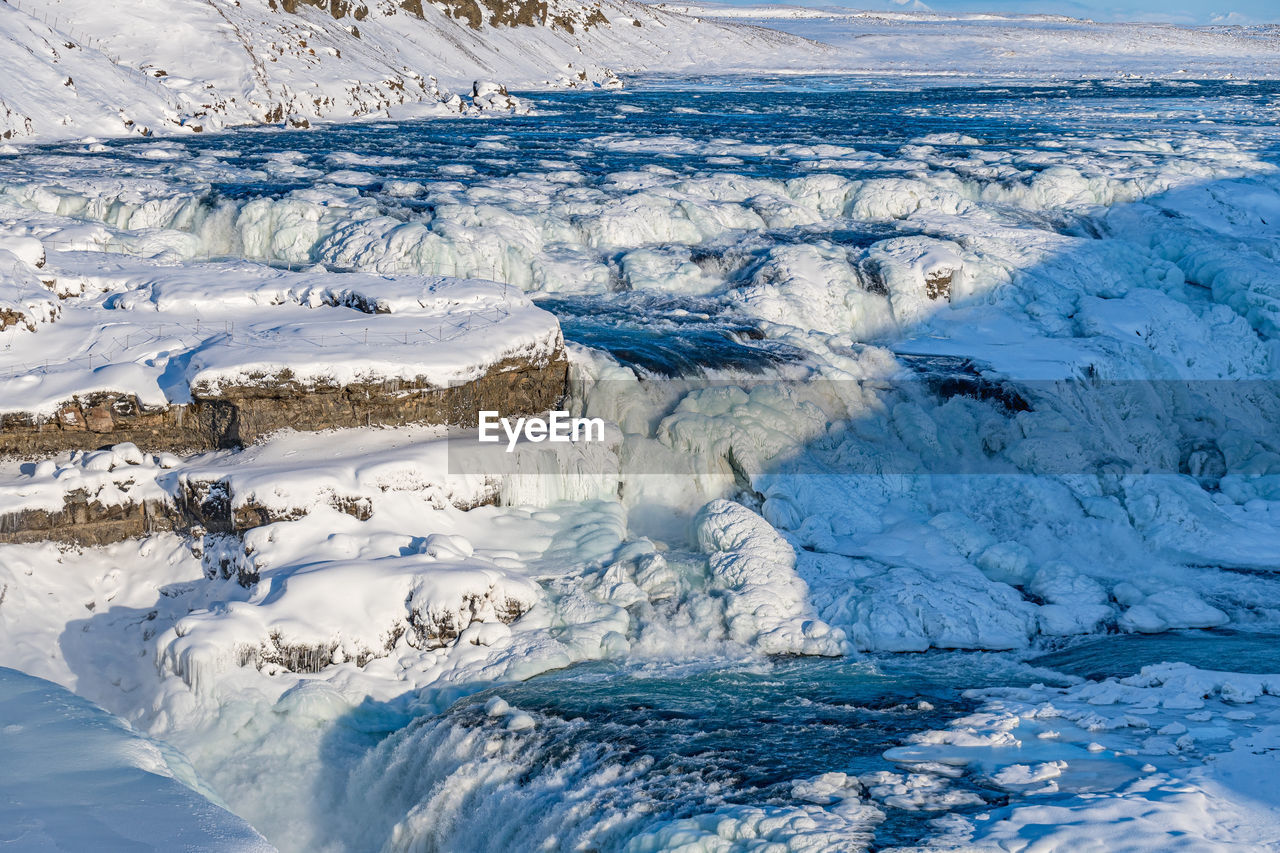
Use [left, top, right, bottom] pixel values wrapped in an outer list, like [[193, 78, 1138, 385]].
[[330, 625, 1280, 851], [9, 77, 1280, 374], [331, 654, 1045, 852]]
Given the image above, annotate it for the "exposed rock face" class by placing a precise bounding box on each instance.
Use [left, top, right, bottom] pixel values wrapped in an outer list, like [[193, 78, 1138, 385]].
[[0, 456, 491, 552], [276, 0, 370, 20], [0, 491, 179, 547], [407, 580, 538, 649], [0, 339, 564, 546], [431, 0, 607, 31], [270, 0, 609, 31], [925, 269, 953, 301], [0, 350, 567, 458], [0, 308, 29, 332], [0, 394, 228, 460]]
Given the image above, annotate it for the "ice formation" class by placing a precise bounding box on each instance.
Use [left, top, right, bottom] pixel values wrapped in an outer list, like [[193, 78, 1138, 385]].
[[882, 663, 1280, 850], [696, 499, 846, 656]]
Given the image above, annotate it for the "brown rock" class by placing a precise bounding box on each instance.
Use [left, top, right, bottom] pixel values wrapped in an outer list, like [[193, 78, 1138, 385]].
[[925, 270, 953, 302], [84, 405, 115, 433], [0, 347, 567, 458]]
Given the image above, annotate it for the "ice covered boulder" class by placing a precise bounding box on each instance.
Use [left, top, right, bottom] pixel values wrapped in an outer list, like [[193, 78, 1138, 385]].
[[866, 236, 966, 326], [731, 243, 895, 336], [975, 540, 1034, 587], [470, 81, 526, 113], [695, 499, 847, 656], [1029, 562, 1114, 635], [804, 553, 1038, 652], [0, 235, 45, 268]]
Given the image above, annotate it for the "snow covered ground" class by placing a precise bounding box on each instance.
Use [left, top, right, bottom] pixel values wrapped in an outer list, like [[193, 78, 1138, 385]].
[[0, 666, 271, 850], [0, 0, 815, 142], [658, 3, 1280, 79], [4, 55, 1280, 853]]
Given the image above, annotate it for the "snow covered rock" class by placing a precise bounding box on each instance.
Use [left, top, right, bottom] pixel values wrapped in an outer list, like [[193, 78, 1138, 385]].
[[815, 560, 1039, 653], [1117, 587, 1229, 634], [0, 246, 57, 332], [0, 257, 568, 456], [160, 551, 542, 687]]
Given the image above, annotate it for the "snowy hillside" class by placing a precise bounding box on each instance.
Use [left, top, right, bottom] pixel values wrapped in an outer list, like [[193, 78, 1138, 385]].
[[0, 667, 271, 851], [0, 0, 814, 141]]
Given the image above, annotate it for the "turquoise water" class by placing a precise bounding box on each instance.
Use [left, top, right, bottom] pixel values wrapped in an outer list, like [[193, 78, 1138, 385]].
[[327, 631, 1280, 851], [1032, 629, 1280, 679], [332, 654, 1050, 851]]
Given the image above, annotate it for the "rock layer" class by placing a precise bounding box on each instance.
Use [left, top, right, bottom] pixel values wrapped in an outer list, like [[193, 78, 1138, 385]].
[[0, 350, 567, 458]]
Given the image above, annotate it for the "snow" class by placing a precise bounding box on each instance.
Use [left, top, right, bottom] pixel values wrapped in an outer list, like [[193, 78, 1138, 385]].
[[0, 0, 816, 142], [882, 663, 1280, 850], [0, 246, 561, 416], [4, 49, 1280, 853], [3, 0, 1278, 144], [624, 789, 883, 853], [0, 666, 272, 851], [661, 3, 1280, 80]]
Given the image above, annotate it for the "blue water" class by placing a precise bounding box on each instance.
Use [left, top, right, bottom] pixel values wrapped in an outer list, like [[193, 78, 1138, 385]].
[[540, 293, 810, 375], [334, 654, 1046, 852], [1032, 629, 1280, 679], [37, 77, 1280, 178], [329, 632, 1280, 851]]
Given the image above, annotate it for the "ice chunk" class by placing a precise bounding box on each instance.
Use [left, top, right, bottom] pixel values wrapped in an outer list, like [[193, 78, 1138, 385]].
[[696, 499, 846, 656]]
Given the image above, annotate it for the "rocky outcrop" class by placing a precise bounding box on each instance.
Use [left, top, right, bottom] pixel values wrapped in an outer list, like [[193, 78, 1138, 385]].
[[274, 0, 370, 20], [0, 350, 568, 458], [925, 269, 953, 301], [0, 452, 494, 549], [0, 491, 179, 547], [431, 0, 608, 31]]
